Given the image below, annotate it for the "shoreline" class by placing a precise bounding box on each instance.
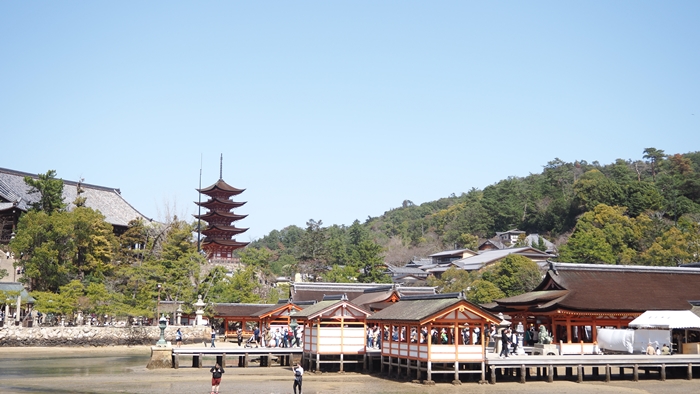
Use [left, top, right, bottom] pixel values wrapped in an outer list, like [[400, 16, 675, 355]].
[[2, 347, 700, 393]]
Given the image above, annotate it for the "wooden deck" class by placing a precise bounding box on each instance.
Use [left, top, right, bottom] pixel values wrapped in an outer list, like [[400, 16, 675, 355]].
[[485, 353, 700, 384], [171, 347, 302, 369]]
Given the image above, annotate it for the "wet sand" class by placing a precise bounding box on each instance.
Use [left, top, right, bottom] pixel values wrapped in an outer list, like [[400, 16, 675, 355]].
[[1, 346, 699, 393]]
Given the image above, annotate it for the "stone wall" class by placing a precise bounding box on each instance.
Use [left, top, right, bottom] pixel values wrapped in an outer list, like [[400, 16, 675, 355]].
[[0, 325, 210, 347]]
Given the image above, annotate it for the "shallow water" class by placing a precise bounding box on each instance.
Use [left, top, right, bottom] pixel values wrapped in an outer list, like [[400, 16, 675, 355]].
[[1, 348, 700, 394], [0, 353, 149, 378]]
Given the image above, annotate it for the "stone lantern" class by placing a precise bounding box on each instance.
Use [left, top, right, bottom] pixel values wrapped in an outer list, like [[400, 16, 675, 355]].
[[194, 295, 206, 326], [515, 321, 526, 355], [156, 314, 168, 347], [176, 305, 182, 326]]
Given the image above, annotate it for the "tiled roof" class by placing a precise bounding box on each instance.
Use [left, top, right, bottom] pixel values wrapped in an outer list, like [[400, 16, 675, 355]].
[[368, 296, 463, 322], [293, 300, 370, 320], [0, 282, 35, 303], [493, 263, 700, 313], [429, 248, 475, 258], [0, 167, 150, 228], [290, 282, 437, 303], [213, 303, 274, 317]]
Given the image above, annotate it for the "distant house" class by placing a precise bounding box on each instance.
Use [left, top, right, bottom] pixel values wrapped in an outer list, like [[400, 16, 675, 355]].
[[495, 229, 525, 246], [425, 246, 552, 278], [0, 167, 151, 243], [428, 248, 477, 264]]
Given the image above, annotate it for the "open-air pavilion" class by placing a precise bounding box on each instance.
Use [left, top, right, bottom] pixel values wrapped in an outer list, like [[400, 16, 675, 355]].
[[367, 293, 502, 383], [293, 295, 371, 372]]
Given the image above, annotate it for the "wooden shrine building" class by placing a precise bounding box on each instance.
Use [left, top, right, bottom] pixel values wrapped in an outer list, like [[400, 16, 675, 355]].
[[195, 159, 249, 261], [211, 303, 274, 337], [367, 293, 502, 383], [0, 167, 150, 243], [485, 262, 700, 355], [293, 295, 371, 372]]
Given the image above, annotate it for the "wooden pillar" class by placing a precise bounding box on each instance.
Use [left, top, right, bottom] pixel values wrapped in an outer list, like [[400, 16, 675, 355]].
[[244, 353, 249, 367], [688, 363, 693, 380], [661, 364, 666, 381], [417, 359, 421, 380], [427, 360, 432, 382], [454, 361, 459, 382], [490, 365, 496, 384], [481, 361, 486, 384], [173, 353, 180, 369], [605, 364, 611, 383], [380, 355, 384, 374], [267, 353, 272, 368], [387, 356, 392, 376], [197, 353, 203, 368], [566, 319, 572, 344], [520, 365, 526, 384], [340, 353, 344, 372], [577, 364, 583, 383], [633, 364, 639, 382], [316, 352, 320, 372], [547, 365, 554, 383]]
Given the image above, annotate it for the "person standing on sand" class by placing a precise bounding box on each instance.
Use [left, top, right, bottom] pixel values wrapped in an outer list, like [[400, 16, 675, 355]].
[[176, 328, 182, 348], [211, 327, 216, 348], [293, 362, 304, 394], [210, 362, 224, 394]]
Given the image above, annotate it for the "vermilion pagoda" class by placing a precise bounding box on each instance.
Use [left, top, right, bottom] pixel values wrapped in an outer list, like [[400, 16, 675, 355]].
[[195, 169, 249, 260]]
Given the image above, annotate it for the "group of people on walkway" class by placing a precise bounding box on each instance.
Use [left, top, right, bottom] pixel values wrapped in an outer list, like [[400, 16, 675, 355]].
[[245, 324, 303, 348]]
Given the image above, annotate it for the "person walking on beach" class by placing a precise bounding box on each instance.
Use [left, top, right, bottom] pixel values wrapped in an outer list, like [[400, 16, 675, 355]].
[[175, 328, 182, 348], [209, 362, 225, 394], [293, 362, 304, 394]]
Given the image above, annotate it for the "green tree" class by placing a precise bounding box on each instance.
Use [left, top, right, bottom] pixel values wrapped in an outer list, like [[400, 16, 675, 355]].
[[353, 240, 390, 283], [24, 170, 66, 214], [559, 204, 641, 265], [466, 279, 505, 304], [427, 266, 472, 293], [573, 170, 625, 213], [481, 255, 542, 297], [643, 147, 665, 181], [207, 265, 262, 303]]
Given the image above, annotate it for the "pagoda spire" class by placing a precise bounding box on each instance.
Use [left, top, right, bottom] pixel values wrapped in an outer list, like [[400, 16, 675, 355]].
[[195, 156, 249, 261]]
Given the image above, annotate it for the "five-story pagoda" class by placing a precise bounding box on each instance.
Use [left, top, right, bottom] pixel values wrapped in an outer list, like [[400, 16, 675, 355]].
[[195, 160, 249, 261]]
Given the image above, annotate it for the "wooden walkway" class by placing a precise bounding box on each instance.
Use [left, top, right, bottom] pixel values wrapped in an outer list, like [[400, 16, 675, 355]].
[[171, 347, 302, 369], [485, 353, 700, 384]]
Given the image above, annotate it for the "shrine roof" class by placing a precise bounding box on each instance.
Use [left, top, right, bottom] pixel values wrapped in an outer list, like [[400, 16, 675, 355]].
[[0, 167, 151, 227], [198, 179, 245, 195], [252, 302, 303, 318], [202, 239, 249, 248], [201, 225, 249, 234], [194, 211, 248, 220], [293, 299, 370, 320], [494, 290, 569, 306], [491, 263, 700, 313], [290, 282, 437, 303], [213, 303, 274, 317], [368, 295, 499, 323], [195, 198, 247, 208]]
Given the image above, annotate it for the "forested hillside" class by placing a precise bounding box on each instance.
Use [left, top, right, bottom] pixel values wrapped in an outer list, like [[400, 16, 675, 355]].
[[6, 149, 700, 320], [252, 148, 700, 272]]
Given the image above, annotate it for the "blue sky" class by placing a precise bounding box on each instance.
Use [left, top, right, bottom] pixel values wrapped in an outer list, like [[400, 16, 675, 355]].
[[1, 1, 699, 240]]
